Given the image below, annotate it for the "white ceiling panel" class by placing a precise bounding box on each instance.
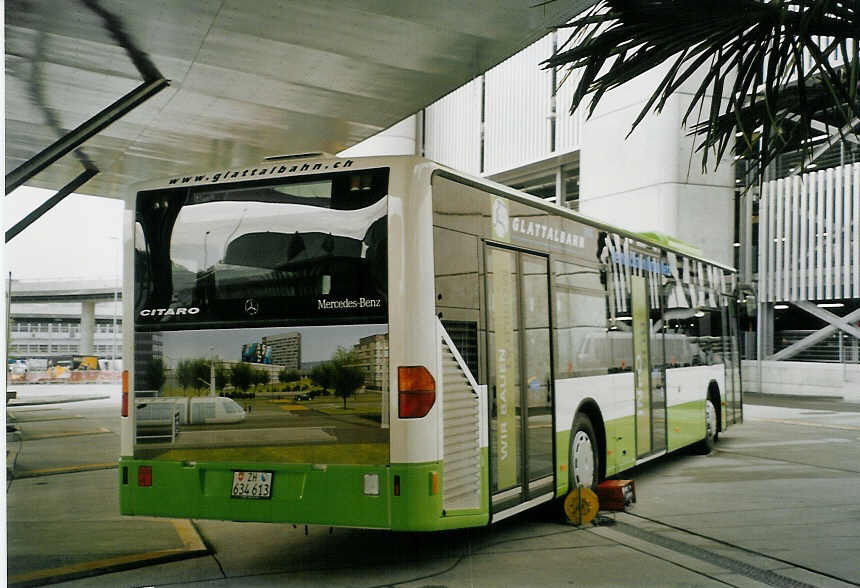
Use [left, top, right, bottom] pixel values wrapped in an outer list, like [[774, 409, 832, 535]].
[[5, 0, 594, 198]]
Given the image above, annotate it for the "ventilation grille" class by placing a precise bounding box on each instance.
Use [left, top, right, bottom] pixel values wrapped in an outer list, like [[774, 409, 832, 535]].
[[441, 336, 481, 511]]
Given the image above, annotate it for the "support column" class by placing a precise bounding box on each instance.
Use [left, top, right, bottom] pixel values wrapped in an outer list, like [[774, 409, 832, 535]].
[[79, 300, 96, 355], [757, 303, 774, 359]]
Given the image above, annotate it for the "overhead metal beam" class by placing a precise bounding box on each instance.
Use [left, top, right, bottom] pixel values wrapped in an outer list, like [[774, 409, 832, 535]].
[[787, 116, 860, 177], [794, 301, 860, 339], [770, 306, 860, 361], [5, 78, 168, 195], [808, 119, 860, 145], [5, 168, 99, 243]]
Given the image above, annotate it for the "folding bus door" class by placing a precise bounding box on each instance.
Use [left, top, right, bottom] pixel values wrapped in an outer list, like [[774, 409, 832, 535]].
[[630, 270, 667, 459], [485, 244, 555, 513]]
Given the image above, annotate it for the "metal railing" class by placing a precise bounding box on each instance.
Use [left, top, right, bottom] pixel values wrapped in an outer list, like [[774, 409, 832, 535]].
[[774, 330, 860, 364]]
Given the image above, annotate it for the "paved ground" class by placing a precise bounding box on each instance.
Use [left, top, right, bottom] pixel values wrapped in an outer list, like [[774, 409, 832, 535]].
[[5, 385, 860, 587]]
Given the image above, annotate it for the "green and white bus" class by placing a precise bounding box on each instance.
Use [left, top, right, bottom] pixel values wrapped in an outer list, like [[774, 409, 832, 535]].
[[120, 154, 742, 530]]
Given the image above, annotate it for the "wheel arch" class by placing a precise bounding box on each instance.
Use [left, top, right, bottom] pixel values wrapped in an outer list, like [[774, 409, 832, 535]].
[[573, 398, 607, 482]]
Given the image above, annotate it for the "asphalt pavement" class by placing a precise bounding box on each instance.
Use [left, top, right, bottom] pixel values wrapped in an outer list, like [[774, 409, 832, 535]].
[[5, 384, 860, 587]]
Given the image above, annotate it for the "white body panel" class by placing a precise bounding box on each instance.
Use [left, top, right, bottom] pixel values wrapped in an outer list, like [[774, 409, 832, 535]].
[[387, 160, 442, 465], [665, 366, 724, 407], [554, 373, 634, 431]]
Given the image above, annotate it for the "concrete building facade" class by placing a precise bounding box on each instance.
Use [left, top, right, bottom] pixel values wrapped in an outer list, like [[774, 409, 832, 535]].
[[343, 29, 859, 399], [9, 303, 123, 365], [262, 332, 302, 371], [353, 333, 389, 391]]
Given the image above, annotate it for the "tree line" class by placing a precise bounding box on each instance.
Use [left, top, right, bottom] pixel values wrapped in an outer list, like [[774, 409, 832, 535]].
[[144, 347, 367, 408]]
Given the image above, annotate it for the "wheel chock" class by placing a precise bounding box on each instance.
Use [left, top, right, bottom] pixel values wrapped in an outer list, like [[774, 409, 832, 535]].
[[563, 487, 599, 525]]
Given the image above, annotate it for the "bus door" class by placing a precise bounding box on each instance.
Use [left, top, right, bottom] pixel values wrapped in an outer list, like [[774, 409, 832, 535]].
[[630, 270, 667, 459], [485, 244, 555, 512]]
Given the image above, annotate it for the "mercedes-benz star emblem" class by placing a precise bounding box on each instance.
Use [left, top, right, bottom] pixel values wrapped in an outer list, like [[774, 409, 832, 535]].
[[244, 298, 260, 316]]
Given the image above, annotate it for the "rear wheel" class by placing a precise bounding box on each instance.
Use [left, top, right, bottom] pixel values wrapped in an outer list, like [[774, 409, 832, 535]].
[[695, 398, 718, 454], [569, 413, 599, 490]]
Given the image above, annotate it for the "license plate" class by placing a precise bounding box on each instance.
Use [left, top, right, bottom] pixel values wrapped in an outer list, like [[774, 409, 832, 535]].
[[231, 470, 273, 499]]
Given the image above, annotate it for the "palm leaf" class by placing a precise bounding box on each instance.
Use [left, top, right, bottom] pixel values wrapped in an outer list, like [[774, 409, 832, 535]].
[[544, 0, 860, 173]]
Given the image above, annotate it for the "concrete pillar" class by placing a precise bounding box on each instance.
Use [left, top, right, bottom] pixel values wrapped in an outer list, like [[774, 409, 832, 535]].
[[578, 62, 735, 265], [79, 300, 95, 355], [757, 303, 774, 359]]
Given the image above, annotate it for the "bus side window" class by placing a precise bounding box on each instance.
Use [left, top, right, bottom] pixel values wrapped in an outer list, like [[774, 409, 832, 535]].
[[552, 259, 607, 378]]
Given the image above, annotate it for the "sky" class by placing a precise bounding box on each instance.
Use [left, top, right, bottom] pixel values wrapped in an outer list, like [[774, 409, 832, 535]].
[[3, 186, 124, 281]]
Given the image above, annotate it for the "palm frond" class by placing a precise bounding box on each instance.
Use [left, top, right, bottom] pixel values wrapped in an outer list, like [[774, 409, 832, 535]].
[[544, 0, 860, 173]]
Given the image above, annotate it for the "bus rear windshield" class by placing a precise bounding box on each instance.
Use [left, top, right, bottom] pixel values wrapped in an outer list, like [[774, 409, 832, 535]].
[[134, 168, 389, 329]]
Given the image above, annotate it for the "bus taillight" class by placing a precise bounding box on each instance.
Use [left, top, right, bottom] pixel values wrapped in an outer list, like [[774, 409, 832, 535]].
[[398, 366, 435, 418], [121, 370, 129, 417]]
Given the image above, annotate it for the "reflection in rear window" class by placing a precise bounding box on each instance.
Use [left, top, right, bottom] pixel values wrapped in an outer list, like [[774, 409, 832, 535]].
[[134, 168, 389, 329]]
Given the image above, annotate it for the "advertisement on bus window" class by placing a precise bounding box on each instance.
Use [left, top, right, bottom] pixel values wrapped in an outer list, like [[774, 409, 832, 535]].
[[134, 325, 390, 465]]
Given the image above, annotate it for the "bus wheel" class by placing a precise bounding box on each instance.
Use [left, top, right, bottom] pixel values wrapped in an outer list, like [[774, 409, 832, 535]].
[[695, 398, 718, 454], [570, 413, 599, 490]]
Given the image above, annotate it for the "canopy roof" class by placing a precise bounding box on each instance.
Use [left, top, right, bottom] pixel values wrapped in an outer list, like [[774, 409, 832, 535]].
[[6, 0, 592, 199]]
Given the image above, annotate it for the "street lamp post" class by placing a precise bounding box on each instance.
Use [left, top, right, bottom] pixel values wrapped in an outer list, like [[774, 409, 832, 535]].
[[204, 230, 211, 268], [210, 345, 216, 397], [110, 236, 120, 371]]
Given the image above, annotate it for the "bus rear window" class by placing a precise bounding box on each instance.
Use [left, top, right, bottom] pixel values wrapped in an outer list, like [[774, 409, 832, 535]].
[[134, 168, 389, 329]]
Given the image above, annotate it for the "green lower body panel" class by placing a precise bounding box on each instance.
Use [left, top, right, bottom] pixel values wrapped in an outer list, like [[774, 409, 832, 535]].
[[606, 416, 636, 476], [555, 430, 570, 497], [666, 399, 706, 452], [552, 399, 709, 492], [119, 457, 489, 531]]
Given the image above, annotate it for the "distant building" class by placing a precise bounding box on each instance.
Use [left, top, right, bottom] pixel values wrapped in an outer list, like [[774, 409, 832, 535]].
[[9, 302, 123, 364], [133, 331, 163, 388], [353, 333, 389, 391], [262, 332, 302, 370]]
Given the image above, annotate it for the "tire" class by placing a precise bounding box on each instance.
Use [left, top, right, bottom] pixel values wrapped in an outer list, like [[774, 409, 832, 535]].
[[569, 413, 599, 490], [695, 397, 719, 454]]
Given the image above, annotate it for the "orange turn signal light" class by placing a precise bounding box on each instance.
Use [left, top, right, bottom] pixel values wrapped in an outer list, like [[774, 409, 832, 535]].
[[121, 370, 129, 417], [398, 366, 435, 418]]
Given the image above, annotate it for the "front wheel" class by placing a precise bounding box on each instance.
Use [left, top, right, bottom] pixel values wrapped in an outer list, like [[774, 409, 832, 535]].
[[569, 413, 599, 490], [695, 398, 718, 454]]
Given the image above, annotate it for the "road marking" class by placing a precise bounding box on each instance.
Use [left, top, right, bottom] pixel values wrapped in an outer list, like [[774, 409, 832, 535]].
[[15, 462, 118, 478], [724, 438, 852, 449], [8, 395, 110, 407], [279, 404, 309, 411], [23, 427, 112, 440], [172, 520, 207, 551], [8, 520, 208, 586], [8, 415, 85, 422], [751, 417, 860, 431]]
